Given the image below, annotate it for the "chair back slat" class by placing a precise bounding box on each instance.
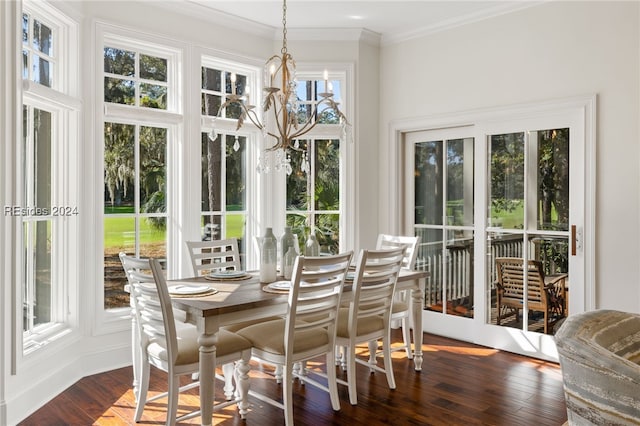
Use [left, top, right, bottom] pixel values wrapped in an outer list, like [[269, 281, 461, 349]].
[[284, 252, 353, 354], [496, 258, 546, 308], [122, 253, 179, 365], [376, 234, 420, 270], [186, 238, 241, 276], [350, 248, 405, 331]]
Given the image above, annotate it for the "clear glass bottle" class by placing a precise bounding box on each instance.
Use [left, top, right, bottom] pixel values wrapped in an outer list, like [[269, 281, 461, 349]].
[[283, 246, 297, 280], [305, 232, 320, 257], [260, 227, 277, 283]]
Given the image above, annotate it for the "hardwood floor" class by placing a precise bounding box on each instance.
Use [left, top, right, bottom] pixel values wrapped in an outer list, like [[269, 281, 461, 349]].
[[19, 331, 568, 426]]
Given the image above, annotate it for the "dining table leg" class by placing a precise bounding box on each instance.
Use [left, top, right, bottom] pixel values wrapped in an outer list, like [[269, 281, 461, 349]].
[[197, 318, 219, 426], [411, 280, 424, 371]]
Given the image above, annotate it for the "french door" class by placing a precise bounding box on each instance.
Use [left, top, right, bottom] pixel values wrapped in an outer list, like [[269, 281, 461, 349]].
[[403, 101, 591, 361]]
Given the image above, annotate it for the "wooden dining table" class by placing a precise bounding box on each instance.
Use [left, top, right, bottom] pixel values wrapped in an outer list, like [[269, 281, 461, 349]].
[[165, 268, 428, 426]]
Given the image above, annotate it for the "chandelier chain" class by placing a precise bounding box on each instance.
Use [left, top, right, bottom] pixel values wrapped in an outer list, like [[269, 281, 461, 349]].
[[281, 0, 288, 54]]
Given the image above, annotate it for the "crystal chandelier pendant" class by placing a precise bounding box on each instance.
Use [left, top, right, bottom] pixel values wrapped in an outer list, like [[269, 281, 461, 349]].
[[233, 136, 240, 152], [208, 119, 218, 142]]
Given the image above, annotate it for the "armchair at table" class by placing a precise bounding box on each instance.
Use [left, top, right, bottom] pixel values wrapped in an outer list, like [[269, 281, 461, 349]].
[[495, 257, 567, 334], [555, 310, 640, 425]]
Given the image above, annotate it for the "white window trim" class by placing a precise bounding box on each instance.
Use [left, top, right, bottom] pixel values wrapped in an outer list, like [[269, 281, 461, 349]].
[[18, 0, 80, 361], [389, 95, 597, 314], [286, 63, 355, 253], [197, 54, 263, 270], [96, 22, 185, 329]]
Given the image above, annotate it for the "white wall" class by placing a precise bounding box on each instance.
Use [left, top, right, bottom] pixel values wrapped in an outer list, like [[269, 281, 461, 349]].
[[379, 0, 640, 312]]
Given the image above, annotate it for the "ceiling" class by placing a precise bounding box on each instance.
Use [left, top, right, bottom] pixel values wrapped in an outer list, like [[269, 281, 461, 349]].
[[183, 0, 542, 45]]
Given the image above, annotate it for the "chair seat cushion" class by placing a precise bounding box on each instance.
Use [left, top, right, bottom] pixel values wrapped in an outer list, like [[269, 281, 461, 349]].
[[222, 316, 282, 332], [392, 301, 408, 314], [147, 323, 251, 366], [237, 318, 330, 355], [336, 308, 384, 338]]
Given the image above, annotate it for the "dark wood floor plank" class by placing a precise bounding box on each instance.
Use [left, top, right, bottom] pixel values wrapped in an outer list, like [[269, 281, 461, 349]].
[[19, 331, 568, 425]]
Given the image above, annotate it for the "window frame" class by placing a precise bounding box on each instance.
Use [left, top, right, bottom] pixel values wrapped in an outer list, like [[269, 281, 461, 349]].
[[282, 65, 354, 254], [198, 55, 261, 269], [18, 0, 80, 358], [98, 25, 183, 320]]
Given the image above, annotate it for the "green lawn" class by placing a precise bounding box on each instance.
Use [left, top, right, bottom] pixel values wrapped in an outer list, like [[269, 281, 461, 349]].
[[104, 214, 245, 248]]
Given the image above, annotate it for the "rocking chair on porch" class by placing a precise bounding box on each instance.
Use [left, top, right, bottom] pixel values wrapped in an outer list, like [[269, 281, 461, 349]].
[[495, 257, 567, 334]]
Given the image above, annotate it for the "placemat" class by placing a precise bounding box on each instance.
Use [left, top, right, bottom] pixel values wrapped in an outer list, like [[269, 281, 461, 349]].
[[261, 285, 289, 294], [204, 274, 253, 282], [170, 288, 219, 298]]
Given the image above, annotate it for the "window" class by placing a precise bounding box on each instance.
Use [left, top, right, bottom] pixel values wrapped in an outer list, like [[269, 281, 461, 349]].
[[201, 65, 248, 119], [22, 106, 54, 332], [199, 59, 256, 265], [102, 33, 180, 310], [104, 47, 168, 109], [285, 74, 348, 254], [103, 123, 168, 309], [20, 0, 79, 354], [22, 11, 54, 88], [286, 138, 341, 254], [200, 132, 247, 262]]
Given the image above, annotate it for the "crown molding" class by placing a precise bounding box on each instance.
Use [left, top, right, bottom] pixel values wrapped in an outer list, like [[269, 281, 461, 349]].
[[382, 1, 544, 46], [284, 28, 380, 46], [156, 1, 276, 39]]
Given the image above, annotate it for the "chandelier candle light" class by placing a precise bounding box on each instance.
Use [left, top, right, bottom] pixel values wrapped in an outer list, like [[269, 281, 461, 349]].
[[210, 0, 350, 175]]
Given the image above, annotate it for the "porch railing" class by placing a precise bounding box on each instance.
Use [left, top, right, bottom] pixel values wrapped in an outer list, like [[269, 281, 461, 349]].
[[415, 234, 524, 308]]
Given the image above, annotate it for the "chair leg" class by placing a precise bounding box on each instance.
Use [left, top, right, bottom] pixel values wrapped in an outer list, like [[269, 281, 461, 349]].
[[298, 361, 308, 385], [222, 362, 235, 401], [235, 358, 250, 419], [347, 345, 358, 405], [275, 364, 283, 383], [340, 345, 348, 370], [166, 373, 180, 426], [335, 345, 344, 366], [544, 310, 549, 334], [282, 363, 294, 426], [367, 340, 378, 373], [382, 332, 396, 390], [326, 350, 341, 410], [134, 361, 150, 422]]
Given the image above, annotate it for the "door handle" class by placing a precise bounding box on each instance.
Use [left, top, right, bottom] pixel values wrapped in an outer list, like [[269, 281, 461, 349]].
[[571, 225, 582, 256]]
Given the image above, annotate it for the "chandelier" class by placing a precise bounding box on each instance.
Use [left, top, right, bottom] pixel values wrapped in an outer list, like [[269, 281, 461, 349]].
[[210, 0, 350, 175]]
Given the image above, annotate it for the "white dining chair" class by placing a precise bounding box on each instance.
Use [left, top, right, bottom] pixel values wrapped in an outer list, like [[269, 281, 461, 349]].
[[186, 238, 282, 333], [119, 253, 155, 403], [237, 251, 353, 426], [335, 247, 405, 405], [185, 238, 242, 276], [374, 234, 420, 359], [127, 256, 253, 425]]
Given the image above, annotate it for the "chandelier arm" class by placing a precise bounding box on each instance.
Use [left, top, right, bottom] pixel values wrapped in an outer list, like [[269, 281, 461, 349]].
[[289, 121, 320, 141], [270, 100, 289, 142], [242, 107, 264, 130]]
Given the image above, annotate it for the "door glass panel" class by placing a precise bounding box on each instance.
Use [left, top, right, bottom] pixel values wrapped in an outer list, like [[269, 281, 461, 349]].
[[415, 137, 475, 318], [488, 132, 524, 229], [415, 141, 443, 226], [535, 129, 569, 232], [487, 128, 569, 335]]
